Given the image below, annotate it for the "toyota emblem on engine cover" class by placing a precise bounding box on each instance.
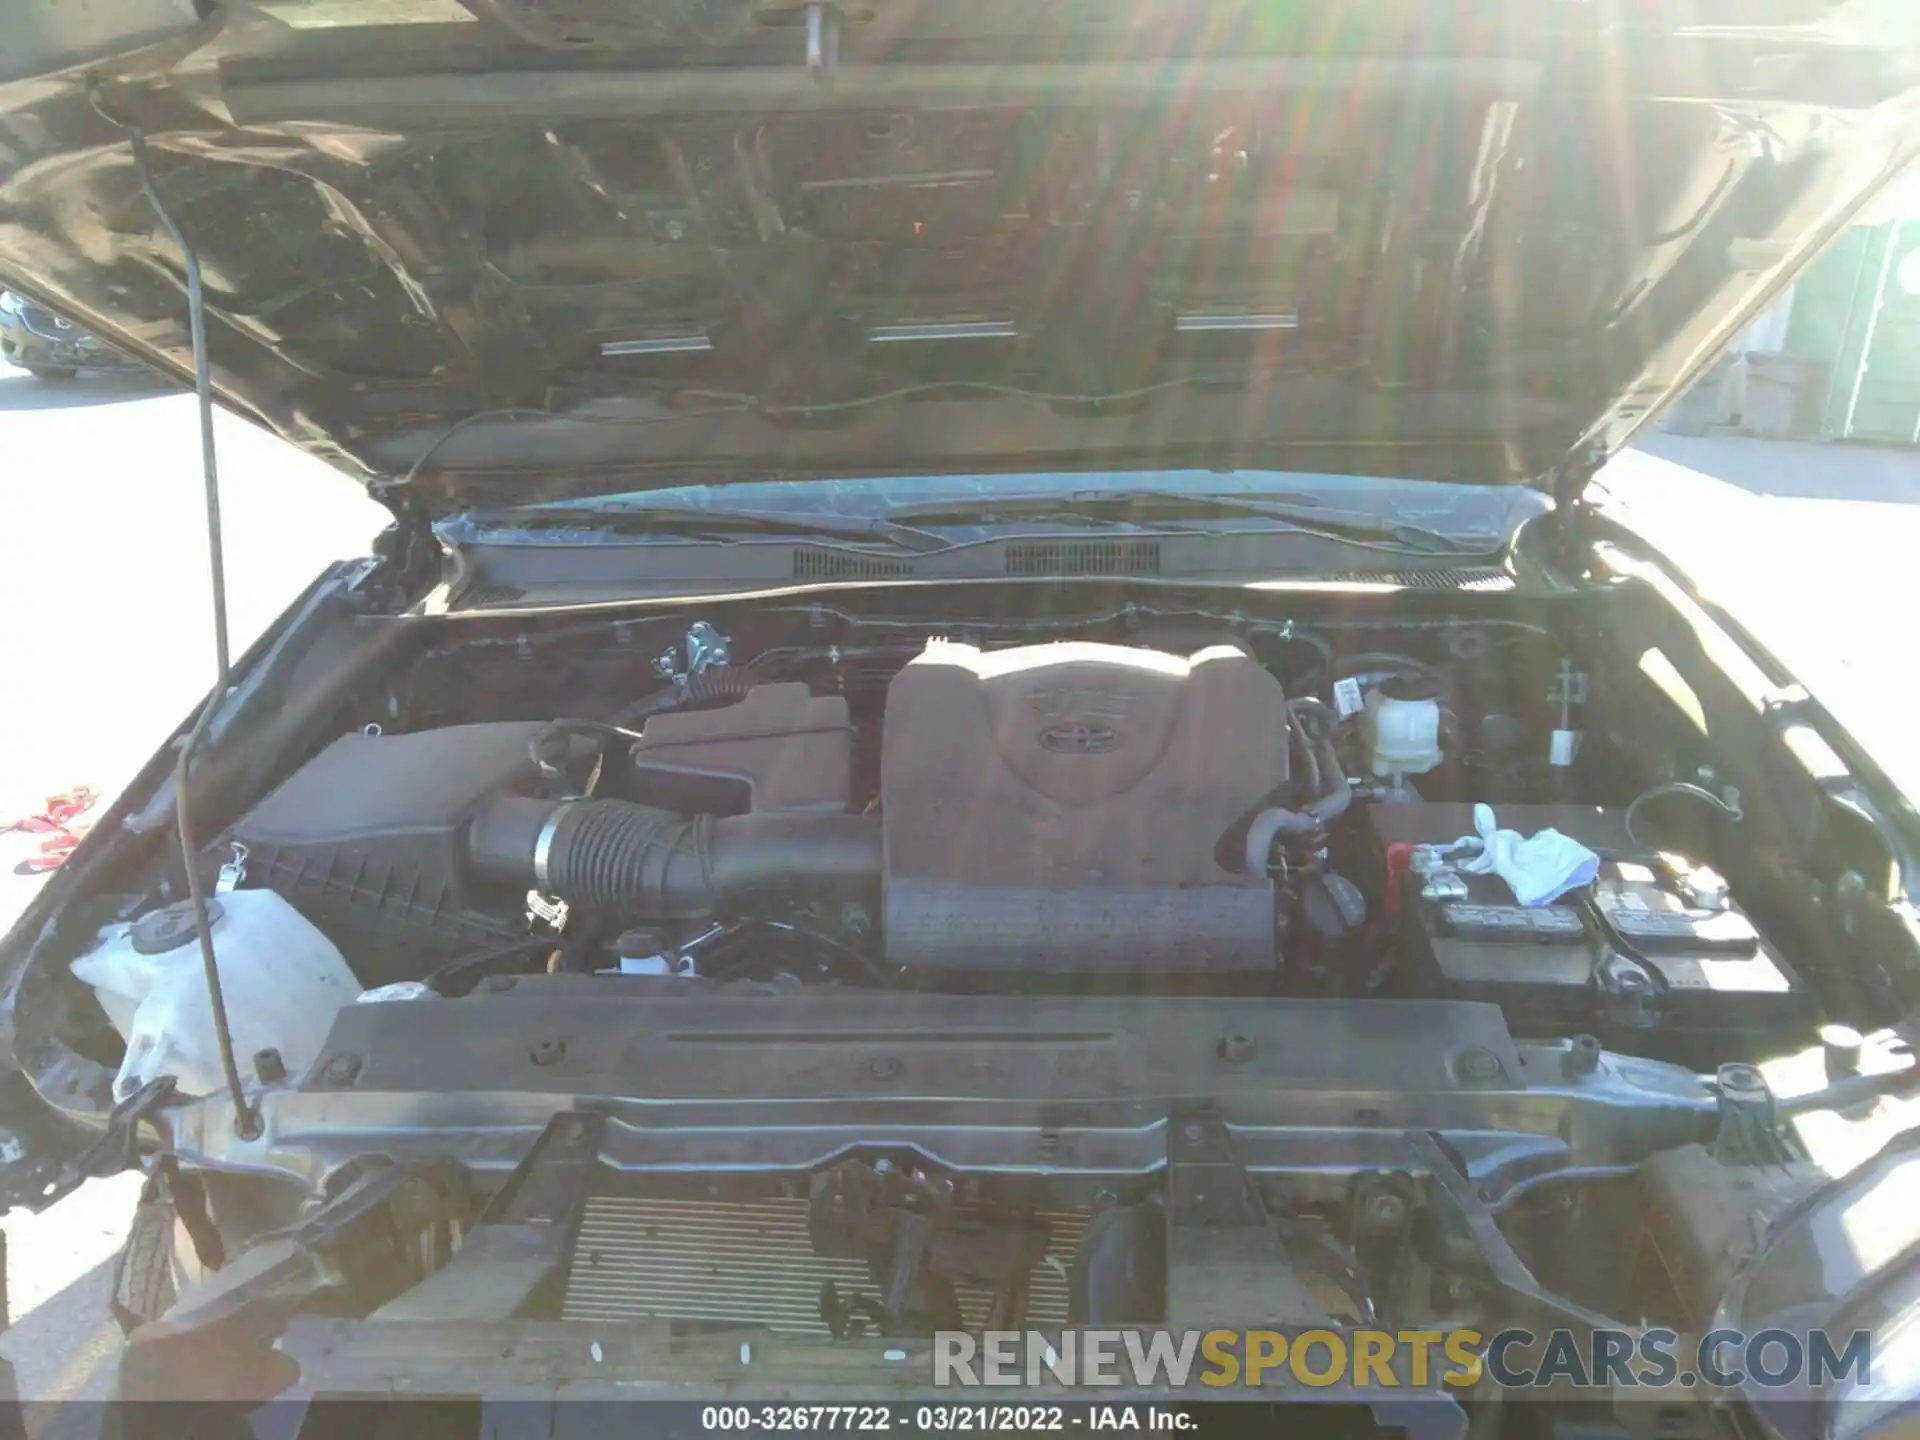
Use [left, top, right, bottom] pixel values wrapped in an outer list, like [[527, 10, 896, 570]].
[[1039, 722, 1119, 754]]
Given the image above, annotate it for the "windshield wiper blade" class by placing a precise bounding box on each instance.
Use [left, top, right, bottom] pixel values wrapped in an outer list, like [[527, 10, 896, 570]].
[[887, 489, 1498, 555], [1098, 489, 1489, 552], [462, 503, 953, 553], [463, 489, 1501, 559]]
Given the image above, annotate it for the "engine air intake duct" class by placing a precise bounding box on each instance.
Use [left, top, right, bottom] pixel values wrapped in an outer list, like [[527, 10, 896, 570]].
[[468, 796, 881, 917]]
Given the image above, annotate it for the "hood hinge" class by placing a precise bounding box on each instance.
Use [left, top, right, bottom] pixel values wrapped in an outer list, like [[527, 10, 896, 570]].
[[367, 472, 419, 522], [1545, 441, 1608, 574], [369, 500, 444, 599], [370, 493, 433, 559]]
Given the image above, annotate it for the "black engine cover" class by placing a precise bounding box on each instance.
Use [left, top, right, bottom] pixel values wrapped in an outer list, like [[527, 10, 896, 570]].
[[881, 640, 1286, 973]]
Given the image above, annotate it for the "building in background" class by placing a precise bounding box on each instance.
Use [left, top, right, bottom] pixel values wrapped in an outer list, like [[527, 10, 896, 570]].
[[1786, 218, 1920, 443], [1664, 164, 1920, 444]]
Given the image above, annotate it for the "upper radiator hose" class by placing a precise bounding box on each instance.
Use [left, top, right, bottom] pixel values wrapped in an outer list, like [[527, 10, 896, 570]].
[[468, 796, 881, 918]]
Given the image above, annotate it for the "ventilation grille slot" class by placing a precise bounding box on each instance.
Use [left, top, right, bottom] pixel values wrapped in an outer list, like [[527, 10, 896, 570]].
[[793, 547, 915, 580], [1004, 539, 1162, 576], [460, 582, 527, 606], [563, 1195, 1085, 1335], [1331, 567, 1514, 592]]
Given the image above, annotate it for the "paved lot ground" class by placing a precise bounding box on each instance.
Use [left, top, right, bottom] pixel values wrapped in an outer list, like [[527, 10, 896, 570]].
[[0, 365, 1911, 1417]]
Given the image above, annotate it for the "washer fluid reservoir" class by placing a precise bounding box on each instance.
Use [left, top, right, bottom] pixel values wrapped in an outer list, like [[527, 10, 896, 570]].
[[71, 889, 358, 1101]]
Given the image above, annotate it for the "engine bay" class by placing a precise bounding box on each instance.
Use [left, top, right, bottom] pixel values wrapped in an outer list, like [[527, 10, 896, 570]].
[[89, 579, 1858, 1062], [10, 0, 1920, 1405], [40, 573, 1920, 1376]]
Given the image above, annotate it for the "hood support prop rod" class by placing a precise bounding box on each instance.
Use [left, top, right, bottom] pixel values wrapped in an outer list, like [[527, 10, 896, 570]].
[[129, 129, 259, 1142]]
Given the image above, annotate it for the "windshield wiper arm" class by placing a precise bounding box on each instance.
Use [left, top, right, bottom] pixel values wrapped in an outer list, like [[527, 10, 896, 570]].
[[887, 490, 1498, 555]]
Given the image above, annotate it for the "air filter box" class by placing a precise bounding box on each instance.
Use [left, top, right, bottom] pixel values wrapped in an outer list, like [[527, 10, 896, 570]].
[[228, 722, 546, 983], [629, 683, 852, 814]]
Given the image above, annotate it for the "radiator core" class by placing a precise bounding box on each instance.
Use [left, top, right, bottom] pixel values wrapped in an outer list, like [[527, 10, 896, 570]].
[[562, 1194, 1086, 1334]]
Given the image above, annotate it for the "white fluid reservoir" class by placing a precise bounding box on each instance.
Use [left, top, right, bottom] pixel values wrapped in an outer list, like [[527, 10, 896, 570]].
[[1362, 684, 1444, 777], [71, 890, 358, 1101]]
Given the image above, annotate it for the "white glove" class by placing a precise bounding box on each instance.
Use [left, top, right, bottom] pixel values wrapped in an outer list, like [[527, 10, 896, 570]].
[[1454, 802, 1600, 907]]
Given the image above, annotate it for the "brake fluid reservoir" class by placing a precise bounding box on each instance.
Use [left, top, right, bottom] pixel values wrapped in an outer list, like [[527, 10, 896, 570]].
[[1362, 680, 1444, 777], [71, 890, 357, 1101]]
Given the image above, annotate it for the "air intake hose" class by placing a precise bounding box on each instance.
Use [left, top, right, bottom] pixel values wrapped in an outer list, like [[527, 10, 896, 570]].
[[468, 796, 881, 918]]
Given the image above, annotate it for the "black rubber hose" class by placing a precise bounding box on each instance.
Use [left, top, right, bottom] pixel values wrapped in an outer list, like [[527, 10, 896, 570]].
[[1285, 702, 1321, 801], [546, 801, 715, 914], [608, 666, 761, 727], [468, 796, 881, 918]]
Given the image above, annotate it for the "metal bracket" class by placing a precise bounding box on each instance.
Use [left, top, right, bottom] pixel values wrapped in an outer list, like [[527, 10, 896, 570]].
[[214, 842, 248, 895], [20, 1076, 181, 1214], [1164, 1104, 1331, 1327], [1408, 1130, 1624, 1333], [122, 1156, 458, 1345], [1713, 1062, 1791, 1165], [1544, 441, 1607, 574], [1166, 1103, 1265, 1227], [1547, 665, 1591, 709], [1546, 440, 1606, 513], [481, 1111, 605, 1227], [805, 2, 839, 85], [653, 619, 731, 689], [807, 1159, 1046, 1333], [370, 1112, 606, 1322], [115, 1157, 468, 1402]]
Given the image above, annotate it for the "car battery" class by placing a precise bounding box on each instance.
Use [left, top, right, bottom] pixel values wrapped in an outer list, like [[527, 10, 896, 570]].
[[1398, 872, 1601, 1032], [1587, 858, 1803, 1035], [1362, 804, 1808, 1049]]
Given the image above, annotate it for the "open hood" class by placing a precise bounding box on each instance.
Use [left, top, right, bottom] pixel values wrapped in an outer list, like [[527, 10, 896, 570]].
[[3, 0, 1919, 513]]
